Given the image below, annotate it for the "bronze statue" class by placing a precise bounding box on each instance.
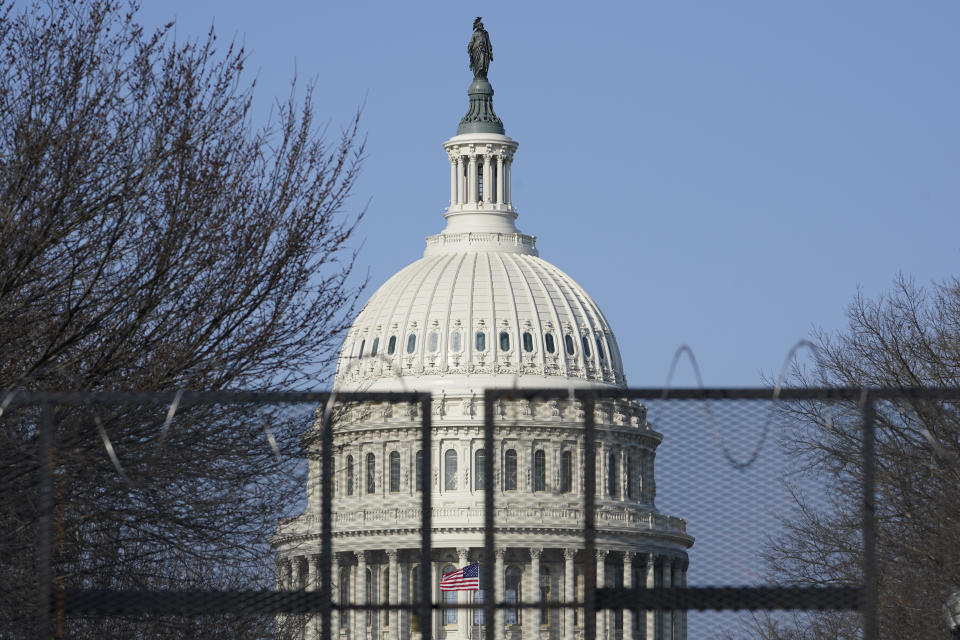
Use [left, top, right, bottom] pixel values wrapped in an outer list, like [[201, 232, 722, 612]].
[[468, 17, 493, 79]]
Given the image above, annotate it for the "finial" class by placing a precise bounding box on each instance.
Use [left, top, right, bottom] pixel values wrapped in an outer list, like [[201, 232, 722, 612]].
[[468, 17, 493, 79]]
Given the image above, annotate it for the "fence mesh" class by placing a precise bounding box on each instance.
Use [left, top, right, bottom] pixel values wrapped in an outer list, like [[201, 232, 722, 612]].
[[2, 388, 957, 639]]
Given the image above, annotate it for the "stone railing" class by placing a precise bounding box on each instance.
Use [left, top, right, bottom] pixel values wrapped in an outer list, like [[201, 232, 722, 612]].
[[276, 504, 687, 538]]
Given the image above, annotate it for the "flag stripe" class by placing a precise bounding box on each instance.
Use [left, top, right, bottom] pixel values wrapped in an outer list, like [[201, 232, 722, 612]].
[[440, 563, 480, 591]]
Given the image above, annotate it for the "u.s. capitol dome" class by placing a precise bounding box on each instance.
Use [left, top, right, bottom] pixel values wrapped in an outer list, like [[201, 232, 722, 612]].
[[273, 20, 691, 640]]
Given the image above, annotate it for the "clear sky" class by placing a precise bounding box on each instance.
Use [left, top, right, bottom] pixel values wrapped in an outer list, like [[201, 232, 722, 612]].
[[133, 1, 960, 388]]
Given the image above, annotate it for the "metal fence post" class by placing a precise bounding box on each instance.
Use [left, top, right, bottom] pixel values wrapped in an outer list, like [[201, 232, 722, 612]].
[[483, 390, 496, 640], [38, 403, 55, 639], [319, 399, 334, 640], [862, 393, 878, 640], [582, 392, 597, 640], [419, 394, 433, 640]]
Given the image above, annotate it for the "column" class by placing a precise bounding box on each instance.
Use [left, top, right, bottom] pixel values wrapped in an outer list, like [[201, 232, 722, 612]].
[[661, 559, 672, 640], [525, 547, 542, 640], [356, 551, 367, 639], [293, 556, 305, 590], [457, 156, 466, 205], [432, 561, 440, 637], [596, 550, 607, 640], [670, 561, 681, 640], [496, 156, 504, 204], [450, 157, 458, 207], [504, 158, 512, 205], [563, 549, 576, 640], [457, 548, 471, 640], [388, 550, 399, 640], [680, 561, 688, 640], [620, 449, 631, 500], [307, 554, 319, 640], [331, 554, 340, 639], [468, 156, 478, 204], [644, 554, 655, 640], [623, 553, 634, 640], [495, 549, 505, 640], [482, 155, 492, 204]]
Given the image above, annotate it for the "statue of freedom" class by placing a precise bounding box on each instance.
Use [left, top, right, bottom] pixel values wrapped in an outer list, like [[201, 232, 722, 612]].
[[468, 17, 493, 79]]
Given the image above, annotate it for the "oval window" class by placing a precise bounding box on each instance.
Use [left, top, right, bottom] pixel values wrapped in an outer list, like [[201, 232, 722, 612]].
[[371, 337, 379, 357], [450, 330, 462, 353], [475, 331, 486, 352], [581, 335, 591, 358], [406, 334, 417, 354], [545, 333, 555, 354], [499, 332, 510, 351], [596, 336, 606, 362], [427, 331, 439, 353], [522, 332, 533, 353], [564, 334, 575, 355], [387, 335, 396, 355]]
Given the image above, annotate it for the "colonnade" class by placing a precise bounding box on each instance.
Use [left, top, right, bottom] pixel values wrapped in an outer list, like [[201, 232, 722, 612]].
[[276, 546, 688, 640], [449, 152, 512, 207]]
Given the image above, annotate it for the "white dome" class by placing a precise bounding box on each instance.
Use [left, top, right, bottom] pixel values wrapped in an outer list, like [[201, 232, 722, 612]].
[[335, 130, 625, 394], [335, 236, 625, 393]]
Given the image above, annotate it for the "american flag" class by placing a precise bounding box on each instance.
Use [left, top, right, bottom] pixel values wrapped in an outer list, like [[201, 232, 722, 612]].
[[440, 563, 480, 591]]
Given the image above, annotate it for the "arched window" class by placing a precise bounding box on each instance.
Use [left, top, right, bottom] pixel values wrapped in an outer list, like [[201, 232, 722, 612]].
[[406, 333, 417, 354], [545, 333, 556, 354], [346, 455, 354, 496], [522, 331, 534, 352], [505, 566, 522, 625], [491, 161, 498, 203], [565, 334, 575, 355], [582, 335, 592, 358], [533, 450, 546, 492], [474, 587, 486, 625], [596, 336, 606, 362], [359, 339, 365, 359], [371, 337, 379, 357], [444, 449, 458, 490], [387, 335, 397, 355], [475, 331, 486, 352], [410, 566, 422, 632], [331, 457, 336, 496], [626, 454, 635, 499], [443, 564, 458, 624], [367, 453, 376, 494], [415, 450, 423, 492], [381, 567, 390, 626], [608, 451, 619, 498], [474, 449, 487, 490], [504, 450, 518, 491], [560, 450, 572, 493], [499, 331, 510, 351], [450, 330, 462, 352], [366, 567, 374, 625], [477, 161, 484, 201], [390, 451, 401, 492], [540, 566, 552, 625], [427, 331, 439, 353], [340, 567, 351, 631]]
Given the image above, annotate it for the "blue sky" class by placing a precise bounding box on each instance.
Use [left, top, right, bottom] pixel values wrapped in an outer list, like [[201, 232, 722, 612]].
[[132, 1, 959, 389]]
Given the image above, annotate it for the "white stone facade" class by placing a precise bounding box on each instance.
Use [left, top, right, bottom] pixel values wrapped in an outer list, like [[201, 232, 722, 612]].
[[272, 57, 692, 640]]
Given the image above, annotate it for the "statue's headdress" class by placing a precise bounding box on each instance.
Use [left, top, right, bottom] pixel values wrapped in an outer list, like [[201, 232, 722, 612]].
[[473, 17, 483, 29]]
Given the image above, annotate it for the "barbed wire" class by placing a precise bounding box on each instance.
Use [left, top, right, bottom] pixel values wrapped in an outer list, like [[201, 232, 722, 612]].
[[4, 338, 956, 486]]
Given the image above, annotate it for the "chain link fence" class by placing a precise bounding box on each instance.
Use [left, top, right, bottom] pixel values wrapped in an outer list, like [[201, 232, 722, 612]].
[[3, 388, 957, 639]]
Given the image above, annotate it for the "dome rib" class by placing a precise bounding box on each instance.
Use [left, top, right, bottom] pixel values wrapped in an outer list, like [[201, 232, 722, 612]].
[[503, 252, 546, 370], [523, 255, 571, 372]]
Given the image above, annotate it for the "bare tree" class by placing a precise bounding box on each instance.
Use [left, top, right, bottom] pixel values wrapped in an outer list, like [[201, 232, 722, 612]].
[[739, 276, 960, 639], [0, 0, 365, 636]]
